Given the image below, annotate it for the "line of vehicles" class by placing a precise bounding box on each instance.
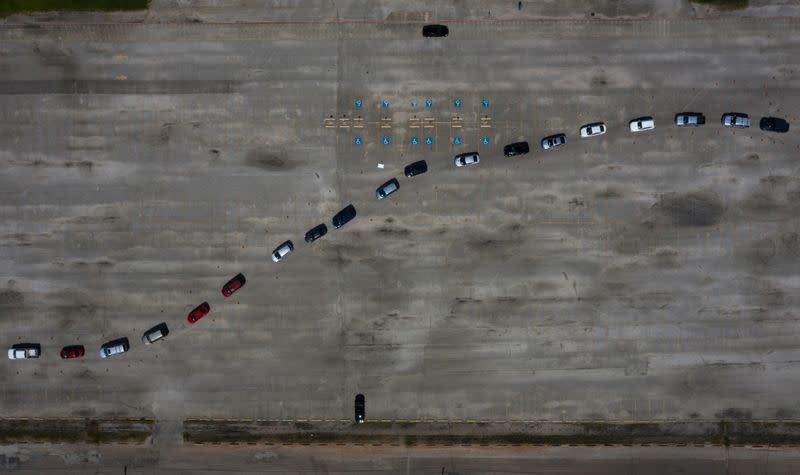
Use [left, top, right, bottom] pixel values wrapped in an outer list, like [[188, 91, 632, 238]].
[[7, 109, 790, 364]]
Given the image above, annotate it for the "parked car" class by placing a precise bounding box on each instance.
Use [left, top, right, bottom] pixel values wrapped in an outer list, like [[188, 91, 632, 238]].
[[404, 160, 428, 177], [99, 338, 130, 359], [376, 178, 400, 200], [629, 117, 655, 132], [60, 345, 85, 359], [332, 204, 357, 229], [142, 323, 169, 345], [454, 152, 480, 167], [355, 393, 366, 423], [580, 122, 606, 138], [8, 343, 40, 360], [271, 240, 294, 263], [187, 302, 211, 324], [305, 223, 328, 243], [503, 141, 530, 157], [674, 112, 706, 126], [722, 113, 751, 128], [221, 273, 246, 297], [760, 116, 790, 133], [541, 133, 567, 150], [422, 24, 448, 37]]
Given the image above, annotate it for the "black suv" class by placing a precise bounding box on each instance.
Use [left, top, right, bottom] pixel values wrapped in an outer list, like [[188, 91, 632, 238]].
[[504, 141, 530, 157], [332, 204, 356, 229], [422, 24, 448, 37], [404, 160, 428, 177], [354, 394, 365, 423], [760, 117, 790, 133], [304, 223, 327, 243]]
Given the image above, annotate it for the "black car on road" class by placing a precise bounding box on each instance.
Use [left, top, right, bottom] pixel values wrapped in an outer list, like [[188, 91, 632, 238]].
[[404, 160, 428, 177], [332, 204, 357, 229], [422, 24, 448, 37], [355, 394, 365, 423], [760, 117, 790, 133], [504, 141, 530, 157], [305, 223, 327, 243]]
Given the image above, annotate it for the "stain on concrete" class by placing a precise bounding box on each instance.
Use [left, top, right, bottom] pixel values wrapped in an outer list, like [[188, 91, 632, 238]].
[[245, 148, 293, 171], [657, 191, 724, 226]]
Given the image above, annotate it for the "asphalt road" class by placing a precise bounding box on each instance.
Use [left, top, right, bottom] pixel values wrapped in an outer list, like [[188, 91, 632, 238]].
[[1, 7, 800, 441]]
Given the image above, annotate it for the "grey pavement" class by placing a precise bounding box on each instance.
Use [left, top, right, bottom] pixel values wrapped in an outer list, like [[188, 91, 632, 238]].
[[5, 443, 800, 474], [1, 1, 800, 448]]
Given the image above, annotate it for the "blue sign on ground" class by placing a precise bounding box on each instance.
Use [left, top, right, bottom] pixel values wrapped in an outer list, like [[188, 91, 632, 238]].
[[410, 100, 418, 108], [425, 98, 433, 108], [481, 136, 490, 145], [355, 99, 362, 109], [382, 136, 391, 145], [425, 137, 433, 145], [411, 137, 419, 145], [453, 98, 462, 108], [354, 136, 362, 145], [381, 99, 390, 108], [453, 137, 462, 145], [482, 99, 490, 108]]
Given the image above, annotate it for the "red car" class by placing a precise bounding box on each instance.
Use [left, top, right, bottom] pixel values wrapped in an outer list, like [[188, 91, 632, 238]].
[[60, 345, 85, 359], [187, 302, 211, 324], [221, 273, 246, 297]]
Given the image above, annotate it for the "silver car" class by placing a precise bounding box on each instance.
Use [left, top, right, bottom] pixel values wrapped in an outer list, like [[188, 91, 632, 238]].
[[454, 152, 480, 167], [541, 133, 567, 150], [722, 113, 751, 128], [8, 343, 40, 360], [375, 178, 400, 200], [142, 323, 169, 345], [271, 240, 294, 263], [99, 338, 130, 358]]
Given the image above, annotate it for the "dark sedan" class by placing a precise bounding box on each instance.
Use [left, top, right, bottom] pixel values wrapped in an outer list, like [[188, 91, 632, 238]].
[[355, 393, 365, 423], [305, 223, 328, 243], [760, 117, 790, 133], [504, 141, 530, 157], [332, 204, 356, 229], [404, 160, 428, 177]]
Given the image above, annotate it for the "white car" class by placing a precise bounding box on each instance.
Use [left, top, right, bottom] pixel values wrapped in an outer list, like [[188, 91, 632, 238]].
[[580, 122, 606, 138], [629, 117, 655, 132], [454, 152, 480, 167], [8, 344, 40, 360], [271, 240, 294, 263]]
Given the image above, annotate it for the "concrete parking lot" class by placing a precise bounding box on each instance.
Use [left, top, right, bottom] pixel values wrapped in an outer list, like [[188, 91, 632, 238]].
[[1, 1, 800, 460]]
